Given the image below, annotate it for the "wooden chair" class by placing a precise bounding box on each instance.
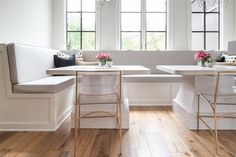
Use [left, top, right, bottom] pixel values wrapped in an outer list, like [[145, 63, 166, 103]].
[[74, 70, 122, 157], [197, 71, 236, 154]]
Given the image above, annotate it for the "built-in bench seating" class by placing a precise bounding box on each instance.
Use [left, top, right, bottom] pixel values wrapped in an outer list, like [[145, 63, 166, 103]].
[[1, 43, 234, 130], [0, 43, 75, 131], [7, 43, 75, 93], [13, 76, 74, 93]]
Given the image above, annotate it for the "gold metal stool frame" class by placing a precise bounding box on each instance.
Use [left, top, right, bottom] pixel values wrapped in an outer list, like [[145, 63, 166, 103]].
[[74, 70, 123, 157], [197, 71, 236, 154]]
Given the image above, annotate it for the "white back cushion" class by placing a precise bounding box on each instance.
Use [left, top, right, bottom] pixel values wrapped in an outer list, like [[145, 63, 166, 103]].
[[7, 43, 57, 84]]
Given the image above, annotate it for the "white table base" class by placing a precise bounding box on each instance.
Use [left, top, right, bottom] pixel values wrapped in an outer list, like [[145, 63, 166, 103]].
[[173, 75, 236, 130]]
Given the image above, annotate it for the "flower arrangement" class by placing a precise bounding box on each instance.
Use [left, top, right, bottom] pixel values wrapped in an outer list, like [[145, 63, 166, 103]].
[[96, 53, 112, 67], [194, 50, 214, 67], [194, 50, 210, 61], [96, 53, 112, 61]]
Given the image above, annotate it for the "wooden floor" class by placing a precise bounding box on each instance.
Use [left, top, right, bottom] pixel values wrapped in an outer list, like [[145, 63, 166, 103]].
[[0, 107, 236, 157]]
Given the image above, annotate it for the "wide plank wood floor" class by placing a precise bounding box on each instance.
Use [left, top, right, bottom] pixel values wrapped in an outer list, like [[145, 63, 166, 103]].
[[0, 106, 236, 157]]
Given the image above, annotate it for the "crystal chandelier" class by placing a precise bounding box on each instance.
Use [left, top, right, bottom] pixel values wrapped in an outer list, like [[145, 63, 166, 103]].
[[192, 0, 228, 10], [96, 0, 116, 9]]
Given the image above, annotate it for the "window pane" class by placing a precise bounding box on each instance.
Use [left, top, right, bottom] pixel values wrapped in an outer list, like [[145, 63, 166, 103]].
[[206, 33, 218, 50], [192, 33, 204, 50], [82, 0, 95, 12], [206, 14, 218, 31], [146, 13, 166, 31], [146, 0, 166, 12], [192, 0, 219, 12], [82, 13, 95, 31], [121, 0, 141, 12], [82, 32, 95, 50], [121, 32, 140, 50], [146, 32, 165, 50], [192, 14, 204, 31], [67, 0, 81, 11], [68, 32, 81, 50], [121, 13, 141, 31], [192, 0, 203, 12], [206, 2, 219, 12], [67, 13, 80, 31]]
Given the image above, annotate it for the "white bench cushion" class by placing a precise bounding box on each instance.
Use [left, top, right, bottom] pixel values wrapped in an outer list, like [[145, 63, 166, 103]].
[[7, 43, 57, 84], [123, 74, 182, 82], [13, 76, 75, 93]]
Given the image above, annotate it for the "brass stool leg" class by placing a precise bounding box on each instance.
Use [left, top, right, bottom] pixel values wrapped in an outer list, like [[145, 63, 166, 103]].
[[197, 94, 200, 130], [74, 105, 78, 157], [213, 103, 219, 154], [213, 72, 220, 155], [118, 100, 122, 157]]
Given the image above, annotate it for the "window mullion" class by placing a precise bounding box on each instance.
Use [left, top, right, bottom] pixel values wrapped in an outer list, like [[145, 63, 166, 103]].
[[141, 0, 146, 50]]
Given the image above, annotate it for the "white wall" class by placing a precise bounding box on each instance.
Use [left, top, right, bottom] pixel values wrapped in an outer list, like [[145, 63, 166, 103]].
[[169, 0, 191, 50], [0, 0, 53, 48], [223, 0, 235, 50], [52, 0, 66, 50], [97, 6, 118, 50], [234, 2, 236, 40]]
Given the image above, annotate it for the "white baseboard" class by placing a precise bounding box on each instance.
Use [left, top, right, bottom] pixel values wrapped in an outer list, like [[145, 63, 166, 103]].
[[55, 105, 73, 130]]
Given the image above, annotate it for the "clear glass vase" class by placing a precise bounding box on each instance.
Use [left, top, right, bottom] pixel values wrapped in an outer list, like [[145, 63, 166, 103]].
[[197, 60, 206, 67], [98, 59, 106, 67]]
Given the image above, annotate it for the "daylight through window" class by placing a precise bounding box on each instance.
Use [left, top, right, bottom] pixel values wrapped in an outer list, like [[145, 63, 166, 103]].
[[120, 0, 167, 50], [192, 0, 220, 50], [66, 0, 96, 50]]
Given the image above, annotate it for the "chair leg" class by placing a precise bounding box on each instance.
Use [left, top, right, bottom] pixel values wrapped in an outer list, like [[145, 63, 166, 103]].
[[74, 105, 78, 157], [197, 94, 200, 131], [118, 100, 122, 157], [213, 103, 219, 155], [116, 102, 118, 129]]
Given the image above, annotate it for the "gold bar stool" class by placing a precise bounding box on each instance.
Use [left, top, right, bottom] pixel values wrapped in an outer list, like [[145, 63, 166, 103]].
[[197, 71, 236, 155], [74, 70, 122, 157]]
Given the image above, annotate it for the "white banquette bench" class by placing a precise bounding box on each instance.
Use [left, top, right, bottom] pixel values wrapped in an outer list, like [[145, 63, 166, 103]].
[[0, 43, 74, 131]]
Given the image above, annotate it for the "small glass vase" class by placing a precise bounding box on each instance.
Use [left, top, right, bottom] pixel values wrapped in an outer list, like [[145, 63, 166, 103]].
[[106, 61, 113, 67], [98, 59, 106, 67], [197, 60, 206, 67]]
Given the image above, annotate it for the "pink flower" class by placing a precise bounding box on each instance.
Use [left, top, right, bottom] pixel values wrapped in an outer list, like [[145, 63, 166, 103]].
[[96, 52, 112, 61], [194, 50, 210, 61]]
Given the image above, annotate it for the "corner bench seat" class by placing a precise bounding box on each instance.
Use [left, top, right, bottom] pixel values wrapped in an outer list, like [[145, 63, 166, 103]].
[[13, 76, 75, 93], [123, 74, 182, 82], [0, 43, 75, 131]]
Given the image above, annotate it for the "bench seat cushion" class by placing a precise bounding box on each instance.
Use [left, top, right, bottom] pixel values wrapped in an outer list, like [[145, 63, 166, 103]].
[[123, 74, 182, 82], [13, 76, 75, 93]]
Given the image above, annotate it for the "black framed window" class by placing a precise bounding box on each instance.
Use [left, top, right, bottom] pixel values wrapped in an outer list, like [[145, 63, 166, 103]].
[[120, 0, 167, 50], [192, 0, 220, 50], [66, 0, 96, 50]]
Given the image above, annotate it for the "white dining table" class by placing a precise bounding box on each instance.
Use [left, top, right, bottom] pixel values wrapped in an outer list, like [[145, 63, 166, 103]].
[[156, 65, 236, 130], [47, 65, 151, 129], [47, 65, 151, 75]]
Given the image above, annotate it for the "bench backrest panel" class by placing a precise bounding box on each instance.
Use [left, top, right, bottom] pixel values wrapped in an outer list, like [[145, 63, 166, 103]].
[[7, 43, 57, 84], [63, 50, 228, 74]]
